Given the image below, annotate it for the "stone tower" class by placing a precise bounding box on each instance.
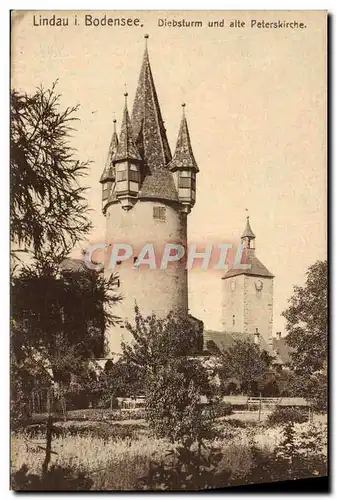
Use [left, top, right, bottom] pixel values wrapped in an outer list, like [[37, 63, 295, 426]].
[[221, 217, 274, 344], [99, 37, 200, 355]]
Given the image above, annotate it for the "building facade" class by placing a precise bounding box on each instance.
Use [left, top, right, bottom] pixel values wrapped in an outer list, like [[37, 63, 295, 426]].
[[221, 217, 274, 345], [99, 37, 200, 355]]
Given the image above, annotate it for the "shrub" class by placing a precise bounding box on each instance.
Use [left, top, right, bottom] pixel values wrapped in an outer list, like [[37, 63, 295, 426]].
[[145, 358, 215, 443], [11, 464, 93, 491], [138, 443, 230, 491], [267, 407, 307, 426], [212, 402, 233, 418]]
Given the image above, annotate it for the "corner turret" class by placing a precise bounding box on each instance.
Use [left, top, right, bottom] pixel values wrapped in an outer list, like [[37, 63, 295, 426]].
[[100, 118, 118, 212], [169, 104, 199, 214], [113, 93, 142, 211]]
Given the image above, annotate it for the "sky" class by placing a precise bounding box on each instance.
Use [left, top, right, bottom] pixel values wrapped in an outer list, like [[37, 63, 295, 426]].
[[11, 10, 327, 334]]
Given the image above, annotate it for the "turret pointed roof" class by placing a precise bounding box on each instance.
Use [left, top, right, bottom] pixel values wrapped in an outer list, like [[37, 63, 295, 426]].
[[168, 105, 199, 173], [113, 95, 142, 163], [131, 40, 172, 171], [222, 218, 273, 279], [241, 217, 256, 239], [100, 119, 118, 183]]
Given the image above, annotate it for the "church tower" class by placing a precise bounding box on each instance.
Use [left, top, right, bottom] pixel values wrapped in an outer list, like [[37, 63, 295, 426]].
[[221, 217, 274, 344], [99, 36, 200, 355]]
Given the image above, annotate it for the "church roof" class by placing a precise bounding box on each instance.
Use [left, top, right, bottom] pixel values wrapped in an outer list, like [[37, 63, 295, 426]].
[[168, 106, 199, 173], [100, 120, 118, 183], [204, 330, 271, 353], [272, 337, 295, 364], [131, 44, 172, 171], [241, 217, 256, 239], [113, 97, 142, 163], [204, 330, 286, 365], [223, 250, 274, 279]]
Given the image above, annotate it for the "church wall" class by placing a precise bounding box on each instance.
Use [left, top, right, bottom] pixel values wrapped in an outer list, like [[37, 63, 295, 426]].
[[243, 275, 273, 342], [221, 274, 245, 333], [105, 199, 188, 354]]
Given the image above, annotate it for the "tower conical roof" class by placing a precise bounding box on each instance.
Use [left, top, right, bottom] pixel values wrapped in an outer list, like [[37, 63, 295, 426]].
[[241, 217, 256, 239], [131, 44, 172, 171], [168, 105, 199, 173], [113, 96, 142, 163], [100, 119, 118, 183]]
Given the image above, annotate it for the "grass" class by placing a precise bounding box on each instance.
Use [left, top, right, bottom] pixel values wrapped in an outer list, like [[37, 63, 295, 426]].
[[11, 431, 169, 490], [11, 418, 328, 491]]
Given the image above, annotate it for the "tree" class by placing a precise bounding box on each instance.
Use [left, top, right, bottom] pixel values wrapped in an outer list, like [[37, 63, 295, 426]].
[[282, 260, 327, 376], [122, 307, 214, 440], [145, 357, 214, 444], [86, 359, 147, 408], [11, 258, 121, 405], [11, 82, 92, 259], [122, 305, 203, 377], [217, 339, 273, 395]]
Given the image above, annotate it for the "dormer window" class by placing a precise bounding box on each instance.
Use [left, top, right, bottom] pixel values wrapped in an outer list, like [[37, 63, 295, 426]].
[[153, 206, 166, 221]]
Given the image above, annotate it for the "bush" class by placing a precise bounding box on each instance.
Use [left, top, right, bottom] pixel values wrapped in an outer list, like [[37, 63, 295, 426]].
[[145, 358, 215, 443], [138, 443, 230, 491], [267, 407, 307, 426], [212, 403, 233, 418], [11, 464, 93, 491]]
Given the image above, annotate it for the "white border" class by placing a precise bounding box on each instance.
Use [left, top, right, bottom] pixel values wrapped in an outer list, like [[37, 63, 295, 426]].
[[2, 1, 333, 499]]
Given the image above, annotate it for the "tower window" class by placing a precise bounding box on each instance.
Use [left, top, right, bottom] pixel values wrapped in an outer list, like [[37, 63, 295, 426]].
[[179, 177, 191, 188], [129, 170, 139, 182], [102, 184, 109, 199], [116, 170, 127, 181], [153, 206, 166, 221]]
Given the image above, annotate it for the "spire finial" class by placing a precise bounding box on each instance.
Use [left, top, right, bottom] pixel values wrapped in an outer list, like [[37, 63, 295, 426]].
[[182, 102, 186, 116], [241, 213, 256, 241], [144, 33, 149, 46], [124, 84, 128, 105], [113, 115, 117, 133]]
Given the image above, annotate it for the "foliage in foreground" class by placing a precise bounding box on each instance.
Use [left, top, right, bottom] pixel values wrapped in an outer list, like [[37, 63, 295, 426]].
[[11, 82, 92, 259], [122, 307, 211, 444], [11, 464, 93, 491], [138, 421, 327, 491], [11, 420, 327, 491], [145, 357, 215, 443], [283, 260, 327, 376]]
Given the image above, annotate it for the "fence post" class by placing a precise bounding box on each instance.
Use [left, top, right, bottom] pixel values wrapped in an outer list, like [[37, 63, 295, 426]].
[[258, 392, 262, 422]]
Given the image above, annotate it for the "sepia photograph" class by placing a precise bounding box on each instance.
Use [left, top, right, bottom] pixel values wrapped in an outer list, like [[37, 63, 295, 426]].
[[10, 9, 327, 491]]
